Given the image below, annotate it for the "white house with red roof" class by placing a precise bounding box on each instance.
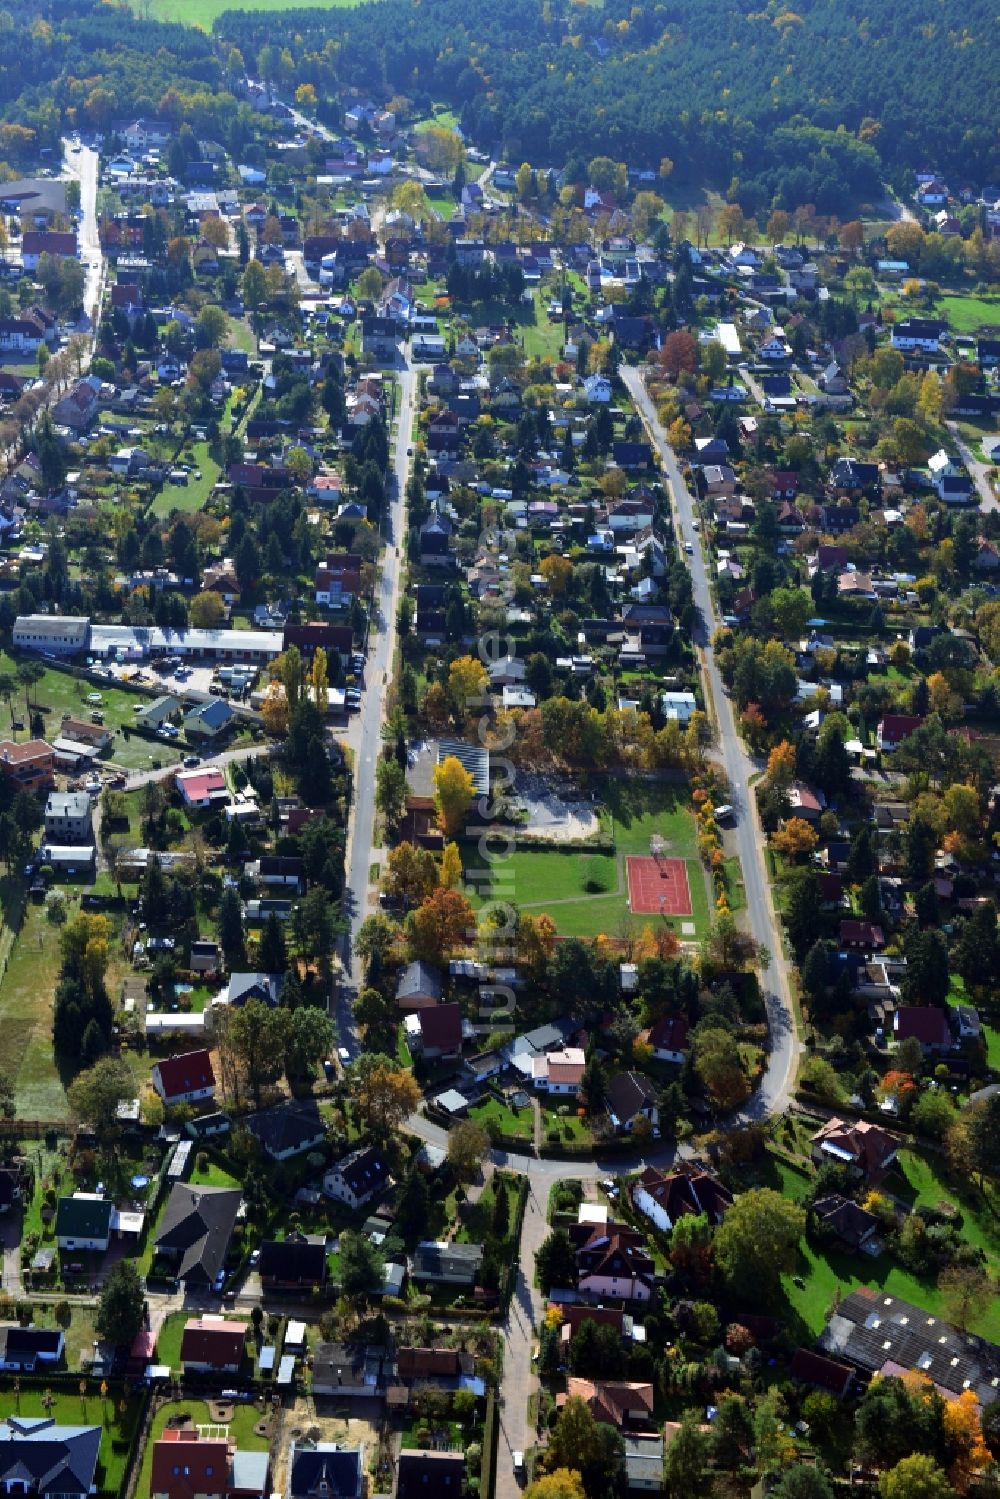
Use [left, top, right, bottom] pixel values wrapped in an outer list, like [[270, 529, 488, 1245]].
[[151, 1049, 216, 1107], [531, 1046, 585, 1095], [175, 767, 228, 808]]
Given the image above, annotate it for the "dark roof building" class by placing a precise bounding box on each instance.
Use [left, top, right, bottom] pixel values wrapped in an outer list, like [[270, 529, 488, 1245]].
[[288, 1440, 363, 1498], [259, 1236, 327, 1290], [0, 1417, 101, 1499], [154, 1184, 242, 1285], [396, 1451, 466, 1499], [819, 1288, 1000, 1405]]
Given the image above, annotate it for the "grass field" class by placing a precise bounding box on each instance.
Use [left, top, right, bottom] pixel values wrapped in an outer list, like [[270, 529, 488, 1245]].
[[467, 1095, 534, 1140], [150, 441, 221, 519], [0, 898, 72, 1119], [947, 975, 1000, 1068], [133, 0, 361, 27], [938, 294, 1000, 335]]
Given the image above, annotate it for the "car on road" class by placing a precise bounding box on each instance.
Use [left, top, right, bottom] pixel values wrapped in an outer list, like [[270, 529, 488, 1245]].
[[337, 1046, 351, 1065], [183, 755, 200, 768], [715, 803, 735, 823], [513, 1453, 524, 1477], [684, 541, 694, 554]]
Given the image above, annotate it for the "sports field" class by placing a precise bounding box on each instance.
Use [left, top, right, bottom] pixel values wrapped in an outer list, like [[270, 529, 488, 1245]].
[[625, 855, 692, 916]]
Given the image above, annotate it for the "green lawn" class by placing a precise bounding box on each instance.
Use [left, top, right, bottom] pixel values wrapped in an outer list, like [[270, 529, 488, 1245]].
[[0, 1384, 142, 1496], [150, 441, 220, 518], [156, 1311, 188, 1370], [132, 0, 360, 24], [946, 975, 1000, 1068], [0, 900, 71, 1119], [135, 1401, 269, 1499], [937, 293, 1000, 335], [467, 1095, 534, 1140]]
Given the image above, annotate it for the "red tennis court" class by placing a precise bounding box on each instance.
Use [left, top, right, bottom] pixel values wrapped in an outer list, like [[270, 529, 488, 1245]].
[[626, 855, 693, 916]]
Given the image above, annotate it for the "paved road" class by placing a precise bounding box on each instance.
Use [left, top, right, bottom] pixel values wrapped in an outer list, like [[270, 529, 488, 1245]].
[[336, 348, 417, 1043], [947, 421, 997, 512], [63, 142, 103, 323], [621, 363, 800, 1120], [496, 1183, 548, 1499]]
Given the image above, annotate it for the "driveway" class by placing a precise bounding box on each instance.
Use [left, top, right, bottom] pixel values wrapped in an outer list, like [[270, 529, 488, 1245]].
[[947, 421, 997, 512], [0, 1209, 23, 1297]]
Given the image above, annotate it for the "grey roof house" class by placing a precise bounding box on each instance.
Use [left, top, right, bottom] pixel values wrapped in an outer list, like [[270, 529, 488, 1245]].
[[153, 1183, 242, 1286]]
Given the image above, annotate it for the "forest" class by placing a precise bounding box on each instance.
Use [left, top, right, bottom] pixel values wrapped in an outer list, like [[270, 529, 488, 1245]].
[[0, 0, 997, 213]]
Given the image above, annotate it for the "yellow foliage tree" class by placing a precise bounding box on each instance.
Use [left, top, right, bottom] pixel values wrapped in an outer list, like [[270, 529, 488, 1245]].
[[260, 682, 288, 737], [433, 755, 476, 838], [448, 655, 489, 714], [539, 553, 572, 595], [767, 739, 796, 789], [439, 841, 463, 890], [407, 887, 476, 963], [525, 1472, 586, 1499], [311, 647, 329, 709], [771, 817, 818, 859]]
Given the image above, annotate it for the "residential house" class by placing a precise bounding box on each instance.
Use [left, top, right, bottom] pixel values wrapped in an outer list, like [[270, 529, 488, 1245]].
[[151, 1050, 216, 1108], [605, 1071, 658, 1133], [839, 919, 885, 951], [811, 1194, 880, 1251], [877, 714, 924, 752], [287, 1441, 363, 1499], [623, 1435, 664, 1492], [891, 318, 946, 353], [0, 739, 54, 795], [563, 1376, 654, 1429], [57, 718, 112, 754], [175, 768, 228, 808], [52, 378, 100, 432], [819, 1288, 1000, 1406], [396, 961, 443, 1009], [183, 699, 235, 740], [531, 1047, 586, 1095], [43, 791, 91, 844], [243, 1101, 325, 1161], [569, 1221, 656, 1303], [893, 1006, 952, 1054], [810, 1118, 898, 1179], [642, 1013, 689, 1063], [410, 1241, 484, 1287], [259, 1237, 327, 1294], [323, 1147, 391, 1211], [189, 940, 220, 976], [179, 1316, 248, 1375], [0, 1326, 64, 1373], [396, 1452, 466, 1499], [154, 1184, 242, 1286], [631, 1164, 732, 1234], [55, 1194, 113, 1253], [20, 230, 77, 271], [151, 1429, 269, 1499], [0, 1419, 100, 1499], [406, 1002, 463, 1061], [218, 972, 283, 1009], [311, 1345, 387, 1399], [788, 1348, 854, 1399]]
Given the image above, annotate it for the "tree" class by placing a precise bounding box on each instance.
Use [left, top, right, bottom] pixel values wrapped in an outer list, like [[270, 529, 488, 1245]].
[[439, 842, 463, 891], [241, 258, 268, 310], [879, 1455, 952, 1499], [0, 1066, 14, 1120], [937, 1263, 992, 1333], [261, 682, 289, 737], [216, 1000, 291, 1109], [407, 887, 475, 963], [95, 1261, 144, 1347], [540, 554, 572, 595], [311, 647, 329, 709], [385, 842, 439, 908], [189, 591, 225, 628], [433, 755, 476, 838], [542, 1396, 623, 1497], [447, 1120, 490, 1182], [347, 1054, 421, 1137], [218, 887, 245, 964], [448, 655, 489, 715], [783, 869, 822, 960], [375, 756, 408, 832], [771, 818, 819, 860], [285, 1006, 336, 1080], [663, 1411, 711, 1497], [771, 1467, 836, 1499], [659, 329, 698, 376], [525, 1473, 586, 1499], [536, 1228, 578, 1294], [855, 1377, 946, 1470], [910, 1088, 955, 1140], [713, 1188, 805, 1301], [258, 912, 287, 974], [66, 1057, 135, 1144], [900, 929, 950, 1008], [768, 587, 811, 640], [354, 913, 399, 972], [338, 1229, 384, 1302], [396, 1170, 431, 1243], [693, 1027, 749, 1111]]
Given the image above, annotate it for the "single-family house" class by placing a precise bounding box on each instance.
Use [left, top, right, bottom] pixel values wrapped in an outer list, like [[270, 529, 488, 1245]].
[[396, 961, 443, 1009], [154, 1184, 242, 1287], [410, 1241, 484, 1287], [0, 1326, 64, 1373], [605, 1071, 658, 1133], [396, 1452, 466, 1499], [810, 1118, 897, 1179], [893, 1006, 952, 1054], [531, 1047, 586, 1095], [811, 1194, 880, 1251], [406, 1002, 463, 1060], [179, 1316, 248, 1375], [183, 699, 235, 740], [570, 1221, 655, 1303], [43, 791, 92, 845], [563, 1376, 654, 1429], [287, 1441, 363, 1499], [642, 1013, 689, 1063], [55, 1194, 113, 1254], [258, 1236, 327, 1294], [323, 1147, 391, 1211], [877, 714, 924, 752], [151, 1050, 216, 1108], [243, 1100, 325, 1161], [631, 1164, 732, 1234], [0, 1419, 100, 1499], [175, 768, 228, 808]]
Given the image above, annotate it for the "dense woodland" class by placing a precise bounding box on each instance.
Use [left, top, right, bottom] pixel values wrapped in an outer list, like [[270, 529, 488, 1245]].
[[0, 1, 996, 214]]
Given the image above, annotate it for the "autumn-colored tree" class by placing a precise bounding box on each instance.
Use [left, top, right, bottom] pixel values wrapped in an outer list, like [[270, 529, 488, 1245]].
[[348, 1054, 421, 1138], [927, 671, 961, 719], [384, 842, 439, 908], [539, 554, 572, 595], [422, 680, 451, 729], [879, 1069, 918, 1103], [439, 842, 463, 890], [294, 82, 317, 110], [771, 818, 818, 860], [448, 655, 489, 715], [633, 923, 680, 962], [766, 209, 791, 244], [517, 912, 558, 976], [767, 740, 796, 790], [659, 329, 698, 376], [878, 1454, 952, 1499], [433, 755, 476, 837], [311, 647, 329, 710], [717, 202, 746, 246], [525, 1473, 586, 1499], [667, 418, 692, 451], [260, 682, 289, 737], [407, 887, 476, 963], [840, 219, 865, 253], [941, 1387, 990, 1491], [631, 190, 664, 239], [189, 591, 225, 628]]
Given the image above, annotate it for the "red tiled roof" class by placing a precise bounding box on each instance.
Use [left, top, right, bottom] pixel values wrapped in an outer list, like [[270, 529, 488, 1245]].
[[180, 1315, 247, 1368], [894, 1006, 951, 1046], [417, 1002, 463, 1051], [153, 1049, 216, 1101], [150, 1430, 230, 1499]]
